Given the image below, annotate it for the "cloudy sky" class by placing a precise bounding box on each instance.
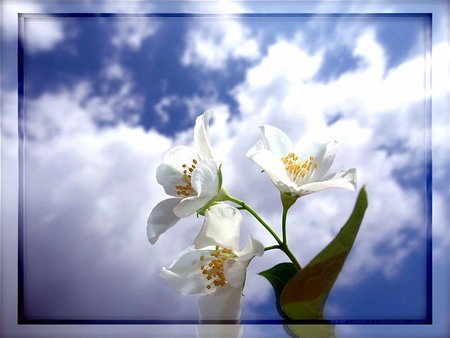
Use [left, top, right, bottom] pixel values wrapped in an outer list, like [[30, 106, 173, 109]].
[[1, 0, 449, 337]]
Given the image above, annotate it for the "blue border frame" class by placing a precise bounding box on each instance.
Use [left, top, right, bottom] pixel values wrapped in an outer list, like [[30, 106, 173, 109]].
[[17, 12, 433, 325]]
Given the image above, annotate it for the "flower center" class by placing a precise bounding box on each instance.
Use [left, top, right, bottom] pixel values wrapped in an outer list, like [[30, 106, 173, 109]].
[[175, 159, 198, 196], [281, 153, 318, 181], [200, 245, 237, 290]]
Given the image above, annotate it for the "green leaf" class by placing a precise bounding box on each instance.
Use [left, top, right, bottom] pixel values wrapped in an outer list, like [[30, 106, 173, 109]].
[[258, 262, 298, 319], [280, 187, 368, 320], [285, 324, 337, 338]]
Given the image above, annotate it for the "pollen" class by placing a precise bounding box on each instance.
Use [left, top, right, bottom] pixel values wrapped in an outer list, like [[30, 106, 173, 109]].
[[175, 159, 198, 197], [199, 245, 237, 290], [280, 152, 318, 181]]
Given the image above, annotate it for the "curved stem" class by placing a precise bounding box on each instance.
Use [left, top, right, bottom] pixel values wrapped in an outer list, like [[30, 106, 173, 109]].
[[226, 195, 283, 246], [226, 194, 301, 270]]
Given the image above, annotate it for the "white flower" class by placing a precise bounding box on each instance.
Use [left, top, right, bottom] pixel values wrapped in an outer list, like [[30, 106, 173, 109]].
[[147, 110, 221, 244], [160, 204, 264, 322], [246, 125, 357, 197]]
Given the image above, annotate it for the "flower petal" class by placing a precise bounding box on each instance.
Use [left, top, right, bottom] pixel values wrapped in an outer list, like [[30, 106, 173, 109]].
[[196, 324, 243, 338], [173, 159, 219, 217], [223, 235, 264, 288], [237, 235, 265, 261], [259, 124, 293, 157], [247, 148, 296, 194], [245, 139, 265, 159], [173, 195, 211, 218], [160, 246, 212, 295], [156, 163, 184, 197], [191, 159, 219, 199], [194, 109, 214, 160], [295, 138, 327, 161], [147, 198, 181, 244], [194, 204, 241, 252], [198, 285, 242, 321], [163, 145, 199, 167], [157, 145, 199, 196], [223, 260, 246, 288], [308, 141, 338, 182], [294, 168, 357, 196]]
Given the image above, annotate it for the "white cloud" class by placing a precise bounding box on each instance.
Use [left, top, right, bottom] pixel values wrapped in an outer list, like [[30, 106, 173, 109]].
[[111, 18, 160, 50], [201, 25, 437, 302], [154, 95, 176, 124], [181, 3, 260, 71], [25, 17, 65, 52], [102, 60, 127, 80], [87, 60, 145, 125], [93, 1, 161, 50], [153, 92, 230, 128], [24, 76, 143, 140], [2, 2, 65, 52], [11, 80, 217, 319]]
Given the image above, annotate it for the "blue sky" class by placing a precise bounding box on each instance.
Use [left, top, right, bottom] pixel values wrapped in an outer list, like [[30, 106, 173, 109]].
[[1, 1, 449, 337]]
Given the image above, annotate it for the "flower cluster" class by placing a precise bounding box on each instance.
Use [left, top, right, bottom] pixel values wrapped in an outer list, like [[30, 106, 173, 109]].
[[147, 110, 358, 331]]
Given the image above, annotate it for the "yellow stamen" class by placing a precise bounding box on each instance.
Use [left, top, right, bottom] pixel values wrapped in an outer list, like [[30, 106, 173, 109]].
[[280, 152, 318, 181], [175, 159, 198, 197], [199, 245, 237, 290]]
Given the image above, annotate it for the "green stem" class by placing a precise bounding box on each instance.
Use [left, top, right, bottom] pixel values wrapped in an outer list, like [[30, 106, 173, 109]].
[[280, 243, 301, 270], [225, 193, 301, 270], [226, 195, 283, 246], [279, 192, 301, 269], [282, 205, 289, 244], [264, 245, 280, 251]]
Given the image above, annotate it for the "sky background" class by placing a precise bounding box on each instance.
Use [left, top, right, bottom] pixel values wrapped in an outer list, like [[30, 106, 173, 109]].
[[1, 1, 449, 337]]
